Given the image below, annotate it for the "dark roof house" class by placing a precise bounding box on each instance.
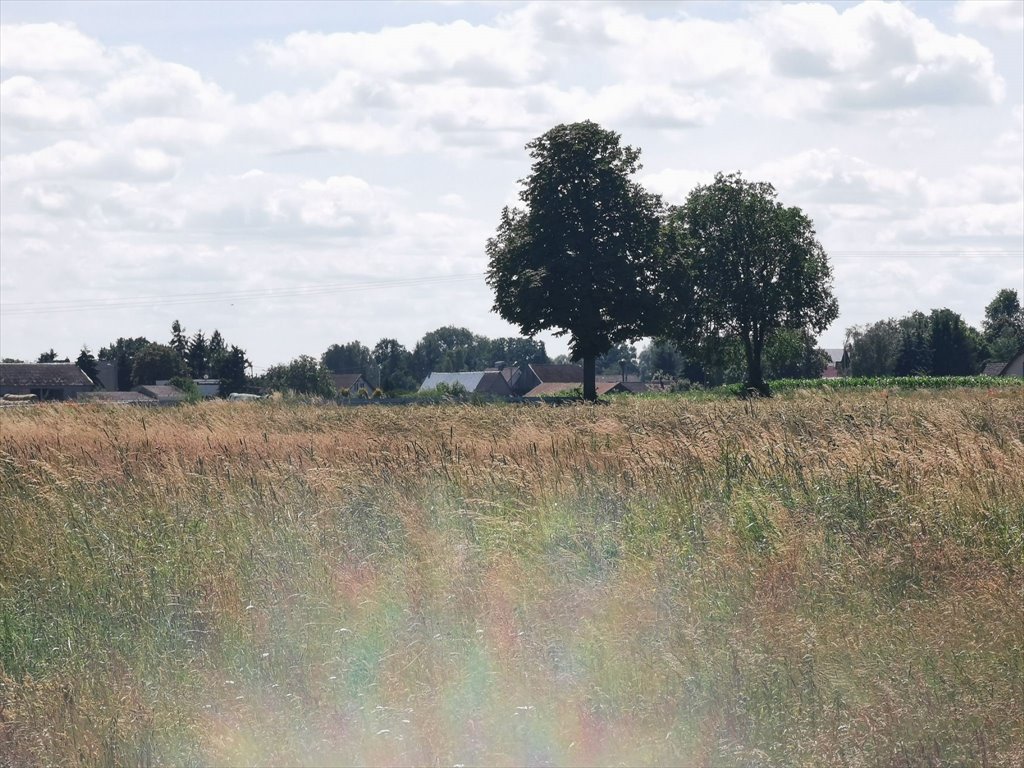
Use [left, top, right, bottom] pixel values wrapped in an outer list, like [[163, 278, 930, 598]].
[[0, 363, 94, 400], [514, 363, 584, 395], [984, 351, 1024, 377], [330, 373, 372, 393], [135, 385, 187, 404]]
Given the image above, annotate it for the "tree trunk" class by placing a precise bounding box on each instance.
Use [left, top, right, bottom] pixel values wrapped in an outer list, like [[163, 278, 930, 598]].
[[583, 355, 597, 401], [744, 335, 770, 397]]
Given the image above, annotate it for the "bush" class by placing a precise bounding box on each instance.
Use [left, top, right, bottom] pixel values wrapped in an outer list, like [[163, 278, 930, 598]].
[[168, 376, 202, 404]]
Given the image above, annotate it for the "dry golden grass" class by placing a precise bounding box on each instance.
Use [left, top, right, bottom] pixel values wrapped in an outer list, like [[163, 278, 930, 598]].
[[1, 389, 1022, 766]]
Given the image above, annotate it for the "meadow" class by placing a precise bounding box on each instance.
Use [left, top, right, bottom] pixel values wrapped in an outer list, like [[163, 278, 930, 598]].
[[1, 389, 1022, 767]]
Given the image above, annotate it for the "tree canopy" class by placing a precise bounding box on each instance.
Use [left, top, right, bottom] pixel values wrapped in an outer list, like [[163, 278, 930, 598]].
[[486, 121, 662, 400], [657, 172, 838, 395]]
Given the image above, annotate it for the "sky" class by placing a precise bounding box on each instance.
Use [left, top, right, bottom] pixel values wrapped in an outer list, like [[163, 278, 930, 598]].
[[1, 0, 1022, 371]]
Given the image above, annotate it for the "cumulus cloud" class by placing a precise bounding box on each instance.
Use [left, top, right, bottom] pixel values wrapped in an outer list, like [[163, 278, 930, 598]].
[[257, 20, 544, 85], [0, 22, 113, 74], [1, 140, 179, 182], [0, 76, 99, 130], [953, 0, 1024, 32]]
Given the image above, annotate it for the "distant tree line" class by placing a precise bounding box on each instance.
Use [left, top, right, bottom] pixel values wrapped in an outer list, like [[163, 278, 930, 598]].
[[843, 289, 1023, 377]]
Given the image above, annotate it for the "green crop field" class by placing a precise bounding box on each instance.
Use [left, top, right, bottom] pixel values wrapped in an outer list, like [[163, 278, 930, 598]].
[[2, 389, 1023, 766]]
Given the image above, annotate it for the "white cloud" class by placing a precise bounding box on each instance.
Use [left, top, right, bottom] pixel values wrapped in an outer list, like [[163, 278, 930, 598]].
[[0, 22, 113, 74], [0, 76, 98, 129], [953, 0, 1024, 32], [1, 140, 179, 182], [258, 20, 544, 85], [98, 60, 231, 117]]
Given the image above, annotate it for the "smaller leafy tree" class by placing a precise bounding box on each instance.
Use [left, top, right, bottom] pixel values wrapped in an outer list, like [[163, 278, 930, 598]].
[[37, 349, 67, 363], [170, 320, 188, 357], [658, 172, 838, 395], [216, 346, 250, 396], [895, 312, 932, 376], [168, 375, 202, 403], [983, 288, 1024, 362], [208, 330, 227, 374], [99, 337, 151, 390], [76, 346, 100, 386], [763, 329, 829, 380], [372, 338, 418, 394], [930, 308, 982, 375], [321, 341, 372, 375], [263, 355, 336, 398], [846, 320, 900, 377], [186, 331, 209, 379], [132, 343, 186, 386]]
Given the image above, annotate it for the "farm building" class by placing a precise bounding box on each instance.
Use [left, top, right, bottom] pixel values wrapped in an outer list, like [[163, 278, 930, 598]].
[[135, 385, 187, 404], [419, 371, 513, 396], [0, 362, 94, 400], [94, 360, 118, 390], [514, 363, 584, 395], [330, 372, 372, 394], [822, 348, 849, 378], [155, 378, 220, 397], [78, 391, 158, 406], [983, 351, 1024, 377], [523, 380, 637, 398]]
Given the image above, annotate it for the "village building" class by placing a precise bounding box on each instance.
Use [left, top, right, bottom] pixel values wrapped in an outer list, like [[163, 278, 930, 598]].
[[983, 350, 1024, 377], [419, 371, 513, 396], [0, 362, 94, 400], [330, 372, 373, 394]]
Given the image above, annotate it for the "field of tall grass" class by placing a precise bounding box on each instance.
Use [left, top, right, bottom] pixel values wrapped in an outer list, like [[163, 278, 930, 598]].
[[2, 389, 1022, 766]]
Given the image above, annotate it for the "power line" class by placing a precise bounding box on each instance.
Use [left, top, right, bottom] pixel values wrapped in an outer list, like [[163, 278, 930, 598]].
[[2, 249, 1021, 317], [0, 272, 486, 316]]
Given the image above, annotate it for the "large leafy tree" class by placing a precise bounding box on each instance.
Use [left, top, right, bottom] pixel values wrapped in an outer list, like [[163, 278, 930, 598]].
[[132, 343, 186, 386], [486, 121, 662, 400], [659, 172, 838, 395], [412, 326, 484, 378], [263, 356, 336, 398], [321, 341, 372, 375], [99, 337, 151, 390], [216, 346, 250, 396], [930, 308, 982, 375], [372, 338, 418, 394]]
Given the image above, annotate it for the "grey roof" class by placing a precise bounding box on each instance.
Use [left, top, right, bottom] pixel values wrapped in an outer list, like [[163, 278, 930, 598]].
[[79, 391, 155, 404], [419, 371, 512, 395], [420, 372, 487, 392], [822, 348, 846, 364], [982, 361, 1007, 376], [0, 363, 93, 388], [528, 364, 584, 384], [135, 385, 186, 401], [330, 373, 368, 390]]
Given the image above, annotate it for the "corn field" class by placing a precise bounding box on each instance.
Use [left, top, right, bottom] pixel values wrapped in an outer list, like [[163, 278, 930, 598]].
[[1, 389, 1022, 766]]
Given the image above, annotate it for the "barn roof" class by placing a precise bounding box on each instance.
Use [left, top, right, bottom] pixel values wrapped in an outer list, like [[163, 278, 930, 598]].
[[982, 361, 1008, 376], [418, 371, 512, 396], [330, 373, 367, 390], [524, 381, 626, 398], [79, 391, 155, 404], [528, 364, 584, 383], [0, 363, 93, 388], [135, 385, 186, 401]]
